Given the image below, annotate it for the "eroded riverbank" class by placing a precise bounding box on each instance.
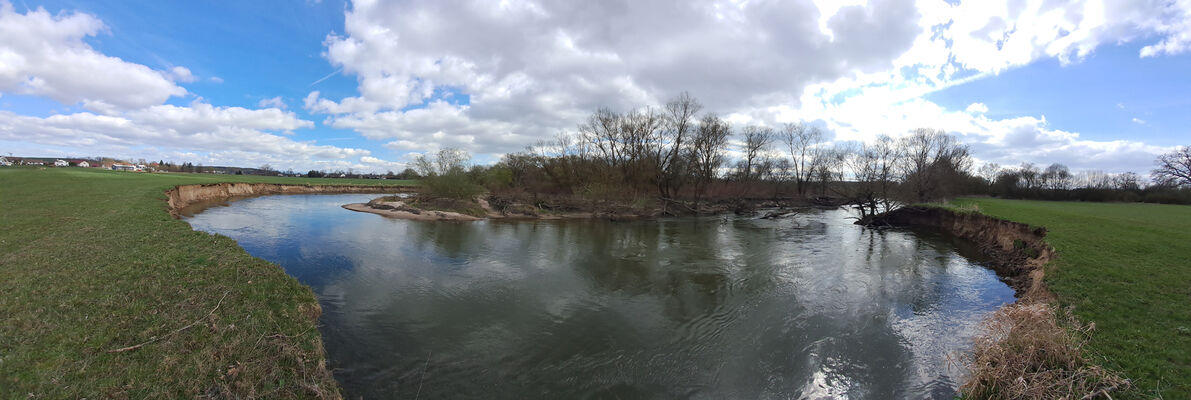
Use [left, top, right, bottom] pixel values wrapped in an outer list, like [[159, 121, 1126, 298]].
[[861, 205, 1129, 397], [861, 206, 1053, 299], [165, 182, 414, 217]]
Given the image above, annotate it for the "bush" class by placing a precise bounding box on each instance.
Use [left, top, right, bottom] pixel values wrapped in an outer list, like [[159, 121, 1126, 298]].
[[414, 148, 484, 200], [423, 173, 482, 200]]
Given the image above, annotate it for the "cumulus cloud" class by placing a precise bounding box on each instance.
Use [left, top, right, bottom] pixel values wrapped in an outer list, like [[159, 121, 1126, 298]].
[[0, 1, 187, 112], [306, 0, 923, 154], [306, 0, 1191, 170]]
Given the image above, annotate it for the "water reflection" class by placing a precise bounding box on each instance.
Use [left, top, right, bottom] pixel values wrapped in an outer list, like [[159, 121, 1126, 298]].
[[186, 194, 1014, 399]]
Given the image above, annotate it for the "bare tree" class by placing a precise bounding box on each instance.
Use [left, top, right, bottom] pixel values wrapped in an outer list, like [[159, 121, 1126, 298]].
[[813, 145, 847, 195], [1018, 163, 1040, 190], [740, 125, 775, 183], [578, 108, 625, 167], [1114, 172, 1142, 191], [848, 135, 899, 216], [780, 122, 824, 197], [1042, 163, 1072, 190], [977, 163, 1002, 182], [1153, 146, 1191, 187], [898, 128, 971, 202], [655, 92, 702, 198], [690, 113, 731, 202]]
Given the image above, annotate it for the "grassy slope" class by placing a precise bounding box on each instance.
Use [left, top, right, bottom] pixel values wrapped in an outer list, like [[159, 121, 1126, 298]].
[[950, 198, 1191, 399], [0, 167, 413, 398]]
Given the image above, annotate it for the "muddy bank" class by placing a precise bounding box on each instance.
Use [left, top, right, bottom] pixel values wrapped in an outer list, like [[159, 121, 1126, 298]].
[[860, 206, 1054, 299], [166, 182, 413, 218]]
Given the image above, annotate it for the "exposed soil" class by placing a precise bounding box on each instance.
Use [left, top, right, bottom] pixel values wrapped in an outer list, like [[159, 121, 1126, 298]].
[[165, 182, 411, 218], [860, 206, 1054, 300]]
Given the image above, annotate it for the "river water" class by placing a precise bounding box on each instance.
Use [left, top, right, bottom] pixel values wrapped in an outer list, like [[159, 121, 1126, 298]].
[[184, 193, 1014, 399]]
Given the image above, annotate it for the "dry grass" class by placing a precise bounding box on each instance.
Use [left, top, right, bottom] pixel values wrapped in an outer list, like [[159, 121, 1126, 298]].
[[960, 302, 1129, 399]]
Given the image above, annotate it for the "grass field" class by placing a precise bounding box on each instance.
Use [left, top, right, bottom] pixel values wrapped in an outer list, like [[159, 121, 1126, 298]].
[[950, 197, 1191, 399], [0, 167, 413, 398]]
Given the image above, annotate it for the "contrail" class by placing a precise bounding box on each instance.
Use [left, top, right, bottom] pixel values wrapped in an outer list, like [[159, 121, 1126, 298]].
[[307, 67, 344, 87]]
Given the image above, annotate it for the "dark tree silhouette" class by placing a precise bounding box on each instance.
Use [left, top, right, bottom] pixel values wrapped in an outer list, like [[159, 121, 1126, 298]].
[[1153, 146, 1191, 187]]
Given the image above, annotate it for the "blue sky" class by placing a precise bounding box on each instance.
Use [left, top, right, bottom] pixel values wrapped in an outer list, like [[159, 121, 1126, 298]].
[[1, 0, 1189, 174], [927, 41, 1191, 147]]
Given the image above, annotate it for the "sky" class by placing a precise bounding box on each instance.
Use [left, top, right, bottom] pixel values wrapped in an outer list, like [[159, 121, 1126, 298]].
[[1, 0, 1189, 174]]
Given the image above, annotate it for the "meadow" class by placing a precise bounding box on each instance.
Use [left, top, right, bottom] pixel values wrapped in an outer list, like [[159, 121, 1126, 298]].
[[0, 167, 412, 398], [951, 197, 1191, 399]]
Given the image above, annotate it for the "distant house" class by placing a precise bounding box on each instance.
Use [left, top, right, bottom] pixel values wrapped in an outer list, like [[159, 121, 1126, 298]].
[[0, 156, 11, 166], [111, 163, 140, 171], [75, 160, 90, 168], [54, 159, 69, 167]]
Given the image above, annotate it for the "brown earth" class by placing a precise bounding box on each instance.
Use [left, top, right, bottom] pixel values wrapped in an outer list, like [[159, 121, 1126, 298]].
[[861, 206, 1054, 300], [165, 182, 412, 218]]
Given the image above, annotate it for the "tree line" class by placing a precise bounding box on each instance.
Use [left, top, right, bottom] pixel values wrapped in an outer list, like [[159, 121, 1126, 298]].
[[414, 92, 1191, 212]]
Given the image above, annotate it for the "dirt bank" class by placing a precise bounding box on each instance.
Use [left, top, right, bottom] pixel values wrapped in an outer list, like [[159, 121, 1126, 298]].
[[165, 182, 413, 218], [861, 206, 1053, 299]]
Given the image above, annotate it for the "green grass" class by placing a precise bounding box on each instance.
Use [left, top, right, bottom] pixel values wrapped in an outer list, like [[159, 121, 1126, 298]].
[[0, 167, 414, 398], [950, 197, 1191, 399]]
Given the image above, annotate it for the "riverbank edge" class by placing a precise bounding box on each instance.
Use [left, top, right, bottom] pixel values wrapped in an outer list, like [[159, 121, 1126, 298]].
[[861, 206, 1128, 397], [163, 182, 416, 399], [860, 206, 1053, 299], [165, 182, 415, 218]]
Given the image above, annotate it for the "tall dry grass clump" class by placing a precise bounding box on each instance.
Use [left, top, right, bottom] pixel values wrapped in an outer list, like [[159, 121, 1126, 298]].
[[959, 302, 1128, 399]]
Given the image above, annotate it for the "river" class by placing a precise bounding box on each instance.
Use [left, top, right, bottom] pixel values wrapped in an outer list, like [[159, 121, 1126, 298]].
[[184, 193, 1014, 399]]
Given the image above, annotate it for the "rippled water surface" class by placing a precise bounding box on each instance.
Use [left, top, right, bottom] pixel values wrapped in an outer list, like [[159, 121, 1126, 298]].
[[185, 194, 1015, 399]]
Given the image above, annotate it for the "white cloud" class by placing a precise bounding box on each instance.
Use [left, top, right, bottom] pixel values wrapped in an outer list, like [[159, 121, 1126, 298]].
[[307, 0, 923, 154], [1140, 0, 1191, 57], [170, 66, 196, 83], [258, 96, 287, 109], [0, 2, 187, 112], [1132, 117, 1147, 125], [359, 155, 406, 171], [966, 102, 989, 114], [307, 0, 1190, 171]]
